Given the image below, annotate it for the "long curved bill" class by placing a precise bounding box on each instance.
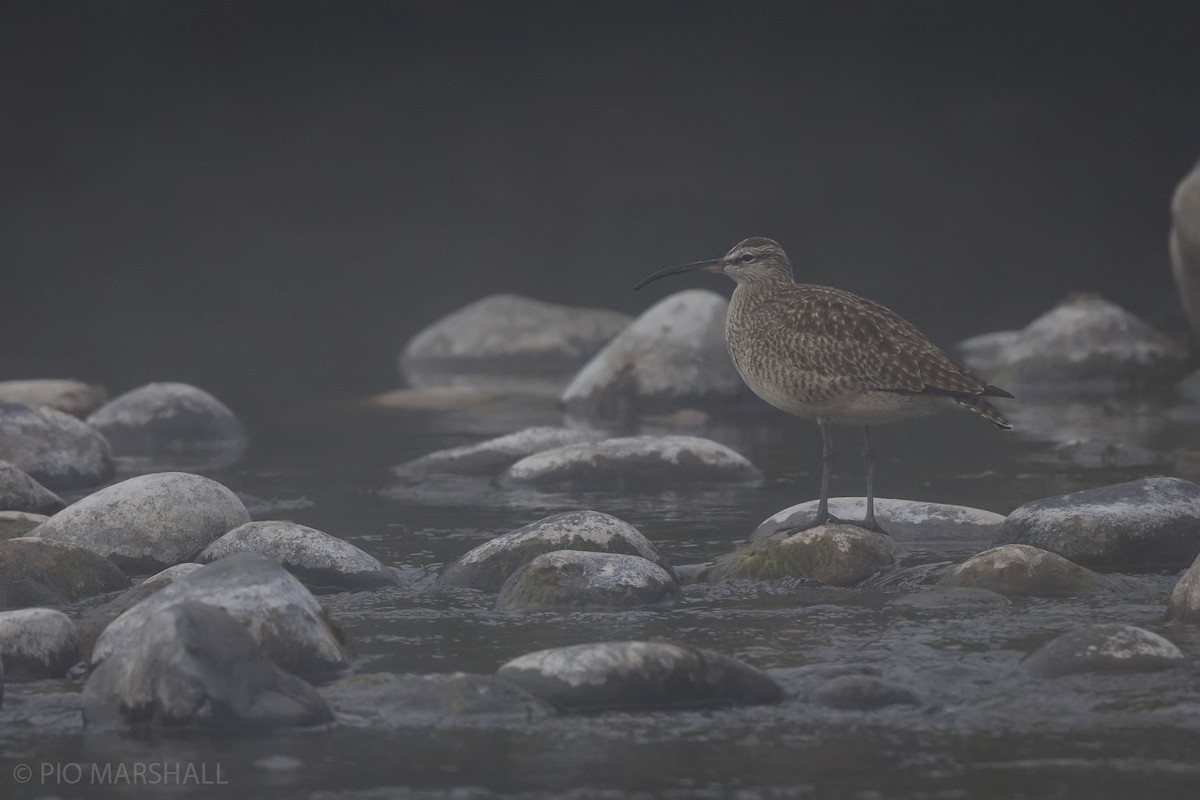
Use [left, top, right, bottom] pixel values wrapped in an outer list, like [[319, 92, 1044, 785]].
[[632, 258, 724, 290]]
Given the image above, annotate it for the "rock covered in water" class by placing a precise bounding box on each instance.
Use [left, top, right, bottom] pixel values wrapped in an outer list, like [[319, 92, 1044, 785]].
[[33, 472, 250, 573], [1166, 552, 1200, 622], [83, 601, 332, 729], [0, 380, 109, 418], [1052, 439, 1168, 469], [0, 512, 49, 541], [91, 553, 351, 682], [753, 497, 1004, 542], [198, 520, 396, 591], [811, 675, 922, 710], [1170, 158, 1200, 336], [400, 294, 632, 384], [495, 550, 680, 611], [937, 544, 1099, 597], [86, 382, 247, 470], [1023, 624, 1184, 676], [495, 640, 784, 712], [889, 586, 1011, 610], [0, 402, 114, 491], [441, 510, 671, 592], [324, 671, 552, 727], [394, 426, 601, 478], [561, 289, 743, 416], [0, 538, 127, 609], [0, 461, 64, 515], [709, 524, 894, 586], [0, 608, 79, 678], [993, 476, 1200, 569], [503, 435, 762, 489]]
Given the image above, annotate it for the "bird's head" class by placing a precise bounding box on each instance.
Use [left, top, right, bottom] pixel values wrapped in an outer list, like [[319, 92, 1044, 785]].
[[633, 237, 794, 290]]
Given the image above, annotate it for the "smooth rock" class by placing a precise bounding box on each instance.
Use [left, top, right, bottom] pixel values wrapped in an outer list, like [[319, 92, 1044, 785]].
[[87, 382, 247, 471], [0, 380, 108, 418], [1170, 158, 1200, 336], [955, 330, 1021, 374], [503, 435, 762, 489], [394, 426, 601, 477], [812, 675, 922, 710], [1023, 624, 1184, 676], [75, 563, 206, 658], [708, 524, 895, 586], [34, 472, 250, 573], [495, 550, 680, 611], [0, 461, 66, 514], [83, 601, 332, 729], [0, 608, 79, 678], [324, 672, 552, 727], [0, 511, 49, 541], [937, 544, 1099, 597], [441, 510, 671, 592], [0, 402, 114, 491], [993, 476, 1200, 568], [91, 553, 351, 682], [1166, 551, 1200, 622], [1052, 439, 1168, 469], [198, 520, 396, 591], [753, 497, 1004, 542], [400, 294, 631, 383], [0, 538, 127, 609], [495, 640, 784, 712], [562, 289, 744, 416]]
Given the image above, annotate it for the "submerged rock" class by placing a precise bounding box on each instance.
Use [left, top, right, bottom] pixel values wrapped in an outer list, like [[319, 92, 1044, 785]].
[[503, 435, 762, 490], [753, 498, 1004, 542], [394, 426, 601, 478], [0, 402, 114, 491], [1023, 624, 1184, 676], [33, 472, 250, 573], [561, 289, 743, 417], [1170, 158, 1200, 336], [709, 524, 894, 586], [495, 640, 784, 712], [811, 675, 922, 710], [1165, 552, 1200, 622], [87, 382, 247, 470], [495, 550, 680, 611], [0, 461, 65, 515], [0, 538, 127, 610], [1052, 439, 1168, 469], [0, 608, 79, 678], [0, 379, 109, 418], [441, 510, 671, 592], [889, 586, 1011, 610], [198, 520, 396, 591], [993, 476, 1200, 569], [83, 601, 332, 729], [937, 544, 1099, 597], [91, 553, 351, 682], [324, 672, 552, 727], [0, 511, 48, 541]]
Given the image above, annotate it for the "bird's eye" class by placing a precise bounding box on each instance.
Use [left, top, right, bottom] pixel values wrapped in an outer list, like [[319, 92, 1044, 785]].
[[740, 253, 757, 263]]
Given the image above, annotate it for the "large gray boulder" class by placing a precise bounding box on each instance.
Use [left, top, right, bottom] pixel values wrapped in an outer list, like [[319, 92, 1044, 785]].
[[441, 510, 671, 592], [0, 538, 127, 610], [937, 544, 1099, 597], [496, 640, 784, 712], [75, 563, 205, 658], [0, 402, 114, 491], [753, 497, 1004, 542], [1170, 158, 1200, 336], [83, 601, 332, 730], [33, 472, 250, 573], [91, 553, 351, 682], [503, 435, 762, 490], [993, 476, 1200, 569], [562, 289, 743, 416], [0, 461, 64, 515], [198, 521, 396, 592], [393, 426, 601, 478], [709, 524, 895, 586], [324, 672, 552, 727], [495, 551, 680, 611], [0, 512, 49, 541], [0, 608, 79, 678], [1023, 624, 1184, 676], [1166, 552, 1200, 622], [0, 379, 108, 418]]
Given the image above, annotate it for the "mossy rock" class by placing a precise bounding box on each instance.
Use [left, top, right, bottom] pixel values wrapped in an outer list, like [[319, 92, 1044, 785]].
[[495, 550, 680, 611], [708, 524, 895, 586], [0, 539, 127, 609], [938, 544, 1099, 597]]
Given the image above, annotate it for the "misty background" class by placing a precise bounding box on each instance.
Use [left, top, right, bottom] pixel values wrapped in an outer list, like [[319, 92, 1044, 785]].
[[3, 0, 1200, 426]]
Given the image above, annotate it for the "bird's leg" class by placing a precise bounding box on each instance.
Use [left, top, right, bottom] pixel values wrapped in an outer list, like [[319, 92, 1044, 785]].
[[814, 421, 842, 526], [860, 425, 888, 535]]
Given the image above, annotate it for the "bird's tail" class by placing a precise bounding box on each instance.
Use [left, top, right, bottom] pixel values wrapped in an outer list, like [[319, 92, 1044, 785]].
[[956, 396, 1013, 430]]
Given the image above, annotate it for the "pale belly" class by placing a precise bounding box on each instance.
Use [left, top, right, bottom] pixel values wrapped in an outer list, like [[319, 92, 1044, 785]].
[[749, 380, 952, 425]]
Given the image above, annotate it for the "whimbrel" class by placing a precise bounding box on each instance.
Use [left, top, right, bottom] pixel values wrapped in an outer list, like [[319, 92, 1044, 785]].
[[634, 237, 1012, 533]]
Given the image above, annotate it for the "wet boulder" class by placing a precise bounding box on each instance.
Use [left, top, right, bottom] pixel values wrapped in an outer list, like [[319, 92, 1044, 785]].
[[0, 402, 114, 491], [1165, 552, 1200, 622], [198, 520, 396, 592], [753, 497, 1004, 542], [90, 553, 350, 681], [83, 601, 332, 730], [503, 435, 762, 490], [1170, 158, 1200, 336], [87, 382, 247, 471], [562, 289, 743, 416], [495, 551, 680, 611], [495, 640, 784, 712], [993, 476, 1200, 569], [441, 510, 671, 591], [0, 512, 49, 541], [400, 294, 632, 385], [393, 426, 601, 478], [812, 675, 922, 710], [0, 461, 65, 515], [709, 525, 895, 586], [0, 379, 109, 418], [0, 538, 127, 609], [324, 672, 552, 727], [75, 563, 205, 657], [33, 472, 250, 573], [937, 544, 1099, 597], [1023, 624, 1184, 676], [0, 608, 79, 678]]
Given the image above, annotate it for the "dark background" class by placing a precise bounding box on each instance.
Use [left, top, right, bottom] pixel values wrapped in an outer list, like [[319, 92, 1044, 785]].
[[3, 0, 1199, 422]]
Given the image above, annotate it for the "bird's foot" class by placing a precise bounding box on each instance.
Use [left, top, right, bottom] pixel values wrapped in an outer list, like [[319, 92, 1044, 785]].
[[780, 515, 890, 537]]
